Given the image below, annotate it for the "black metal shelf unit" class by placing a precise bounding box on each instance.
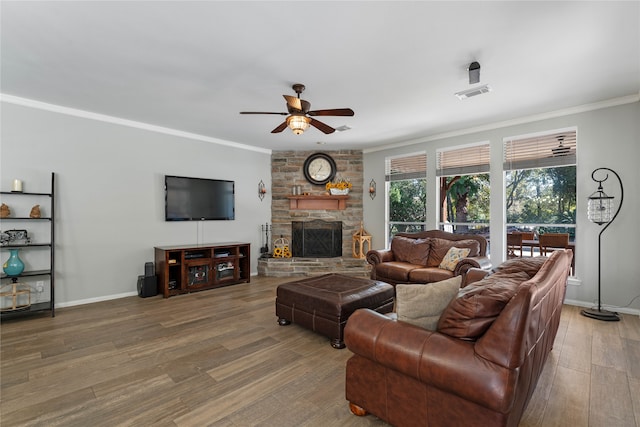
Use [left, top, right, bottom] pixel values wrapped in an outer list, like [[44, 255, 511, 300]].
[[1, 173, 55, 318]]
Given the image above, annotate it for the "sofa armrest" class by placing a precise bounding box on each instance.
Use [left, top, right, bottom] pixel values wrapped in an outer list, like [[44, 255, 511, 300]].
[[453, 256, 492, 277], [366, 249, 395, 266], [345, 309, 516, 413], [461, 267, 490, 287]]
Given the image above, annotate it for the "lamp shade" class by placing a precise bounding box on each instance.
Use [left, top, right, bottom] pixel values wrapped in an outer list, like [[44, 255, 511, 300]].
[[587, 187, 614, 225], [287, 115, 310, 135]]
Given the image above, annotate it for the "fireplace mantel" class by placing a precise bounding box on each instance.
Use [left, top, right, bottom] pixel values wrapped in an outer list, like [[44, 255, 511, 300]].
[[287, 195, 348, 210]]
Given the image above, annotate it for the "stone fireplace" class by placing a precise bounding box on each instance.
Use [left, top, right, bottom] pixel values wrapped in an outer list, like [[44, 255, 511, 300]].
[[257, 150, 370, 277], [292, 220, 342, 258]]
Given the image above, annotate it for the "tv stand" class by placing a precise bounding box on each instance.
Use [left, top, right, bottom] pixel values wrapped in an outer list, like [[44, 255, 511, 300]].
[[154, 242, 250, 298]]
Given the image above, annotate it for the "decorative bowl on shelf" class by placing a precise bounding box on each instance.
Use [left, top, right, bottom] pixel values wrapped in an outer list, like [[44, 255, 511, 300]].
[[326, 178, 352, 196]]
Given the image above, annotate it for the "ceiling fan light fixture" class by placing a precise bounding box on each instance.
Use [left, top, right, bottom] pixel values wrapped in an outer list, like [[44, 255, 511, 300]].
[[241, 84, 352, 135], [287, 115, 311, 135]]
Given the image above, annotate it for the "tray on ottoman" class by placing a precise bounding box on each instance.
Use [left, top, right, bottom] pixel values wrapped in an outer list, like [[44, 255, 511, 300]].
[[276, 273, 394, 348]]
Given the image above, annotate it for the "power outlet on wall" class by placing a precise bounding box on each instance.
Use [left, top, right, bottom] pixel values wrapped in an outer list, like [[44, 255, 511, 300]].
[[36, 281, 45, 293]]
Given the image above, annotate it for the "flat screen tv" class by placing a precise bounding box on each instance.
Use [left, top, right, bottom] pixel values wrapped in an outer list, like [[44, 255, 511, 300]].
[[165, 175, 235, 221]]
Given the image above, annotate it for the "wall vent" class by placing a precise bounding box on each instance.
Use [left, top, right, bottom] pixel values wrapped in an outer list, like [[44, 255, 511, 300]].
[[454, 84, 492, 100]]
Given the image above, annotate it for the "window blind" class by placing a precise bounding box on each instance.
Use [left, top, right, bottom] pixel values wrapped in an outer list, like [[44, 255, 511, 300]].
[[504, 130, 576, 170], [436, 142, 490, 176], [385, 153, 427, 181]]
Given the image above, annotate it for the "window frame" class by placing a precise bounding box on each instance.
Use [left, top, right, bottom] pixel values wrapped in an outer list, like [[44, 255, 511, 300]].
[[385, 152, 427, 244], [503, 128, 577, 271], [436, 142, 491, 238]]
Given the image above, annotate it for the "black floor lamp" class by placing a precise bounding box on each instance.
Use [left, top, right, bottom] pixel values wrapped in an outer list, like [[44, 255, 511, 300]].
[[581, 167, 623, 322]]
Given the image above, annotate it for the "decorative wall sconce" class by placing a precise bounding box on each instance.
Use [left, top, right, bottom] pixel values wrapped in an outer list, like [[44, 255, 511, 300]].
[[258, 180, 267, 201], [369, 179, 377, 200]]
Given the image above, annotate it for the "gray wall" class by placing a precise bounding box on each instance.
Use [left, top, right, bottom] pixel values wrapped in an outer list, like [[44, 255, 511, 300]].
[[1, 102, 272, 306], [3, 98, 639, 314], [363, 101, 640, 314]]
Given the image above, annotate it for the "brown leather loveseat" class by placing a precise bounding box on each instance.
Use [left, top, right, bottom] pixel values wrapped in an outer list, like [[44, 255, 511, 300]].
[[366, 229, 491, 285], [345, 250, 573, 427]]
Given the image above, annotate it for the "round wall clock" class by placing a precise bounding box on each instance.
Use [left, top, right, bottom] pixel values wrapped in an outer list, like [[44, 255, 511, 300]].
[[303, 153, 337, 185]]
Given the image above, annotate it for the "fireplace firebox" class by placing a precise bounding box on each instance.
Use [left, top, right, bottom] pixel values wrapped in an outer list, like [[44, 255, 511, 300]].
[[292, 220, 342, 258]]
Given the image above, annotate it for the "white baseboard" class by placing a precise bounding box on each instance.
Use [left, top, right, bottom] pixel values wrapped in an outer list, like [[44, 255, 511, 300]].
[[54, 290, 640, 318], [55, 291, 138, 309], [56, 275, 260, 308], [564, 298, 640, 317]]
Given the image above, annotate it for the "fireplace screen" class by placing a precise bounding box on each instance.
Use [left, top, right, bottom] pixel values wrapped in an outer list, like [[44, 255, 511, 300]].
[[291, 220, 342, 258]]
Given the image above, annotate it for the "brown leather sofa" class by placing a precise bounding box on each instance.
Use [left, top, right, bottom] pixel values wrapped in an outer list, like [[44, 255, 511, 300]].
[[366, 230, 491, 285], [345, 249, 573, 427]]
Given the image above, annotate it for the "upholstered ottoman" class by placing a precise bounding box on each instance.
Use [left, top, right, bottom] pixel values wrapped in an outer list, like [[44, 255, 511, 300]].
[[276, 273, 394, 348]]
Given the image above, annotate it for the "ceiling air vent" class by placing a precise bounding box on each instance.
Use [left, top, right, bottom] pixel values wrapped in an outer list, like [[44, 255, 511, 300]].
[[454, 84, 492, 100]]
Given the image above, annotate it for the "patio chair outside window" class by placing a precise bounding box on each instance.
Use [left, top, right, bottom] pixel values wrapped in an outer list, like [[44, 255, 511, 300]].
[[539, 233, 569, 256], [507, 233, 523, 258], [513, 231, 535, 256]]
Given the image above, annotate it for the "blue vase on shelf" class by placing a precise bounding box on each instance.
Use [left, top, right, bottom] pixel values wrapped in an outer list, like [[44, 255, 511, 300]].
[[3, 249, 25, 276]]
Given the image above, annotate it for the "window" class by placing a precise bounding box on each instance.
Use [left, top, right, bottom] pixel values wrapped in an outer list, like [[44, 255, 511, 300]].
[[386, 153, 427, 242], [504, 129, 577, 262], [436, 142, 491, 241]]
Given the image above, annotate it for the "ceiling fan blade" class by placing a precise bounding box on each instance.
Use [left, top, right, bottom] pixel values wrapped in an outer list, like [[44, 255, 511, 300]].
[[310, 118, 336, 134], [240, 111, 288, 115], [300, 99, 311, 113], [308, 108, 355, 117], [282, 95, 302, 111], [271, 121, 288, 133], [283, 95, 302, 112]]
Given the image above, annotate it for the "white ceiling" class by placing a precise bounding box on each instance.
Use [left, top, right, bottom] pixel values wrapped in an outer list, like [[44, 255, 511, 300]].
[[1, 1, 638, 152]]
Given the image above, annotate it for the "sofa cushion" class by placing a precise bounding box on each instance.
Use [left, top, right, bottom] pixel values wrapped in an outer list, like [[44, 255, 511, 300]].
[[395, 275, 462, 330], [376, 261, 419, 282], [439, 247, 471, 271], [408, 267, 454, 283], [426, 238, 480, 267], [436, 270, 531, 340], [391, 236, 431, 266], [491, 256, 548, 279]]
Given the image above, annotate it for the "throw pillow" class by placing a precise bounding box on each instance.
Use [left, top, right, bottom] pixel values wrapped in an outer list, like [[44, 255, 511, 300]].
[[437, 271, 530, 340], [426, 238, 480, 267], [395, 275, 462, 330], [439, 247, 471, 271], [390, 236, 431, 265]]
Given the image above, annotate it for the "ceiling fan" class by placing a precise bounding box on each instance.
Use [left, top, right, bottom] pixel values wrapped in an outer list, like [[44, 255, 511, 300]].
[[551, 135, 571, 157], [240, 84, 354, 135]]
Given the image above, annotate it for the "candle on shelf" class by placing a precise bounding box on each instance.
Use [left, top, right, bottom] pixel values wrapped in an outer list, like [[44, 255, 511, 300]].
[[12, 179, 23, 192]]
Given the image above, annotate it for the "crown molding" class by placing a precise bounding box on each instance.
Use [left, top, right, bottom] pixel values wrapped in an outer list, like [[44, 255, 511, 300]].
[[3, 92, 637, 156], [364, 93, 640, 154], [0, 94, 272, 155]]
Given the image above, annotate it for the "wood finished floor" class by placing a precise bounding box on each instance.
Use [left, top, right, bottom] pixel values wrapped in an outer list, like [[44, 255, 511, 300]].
[[1, 275, 639, 427]]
